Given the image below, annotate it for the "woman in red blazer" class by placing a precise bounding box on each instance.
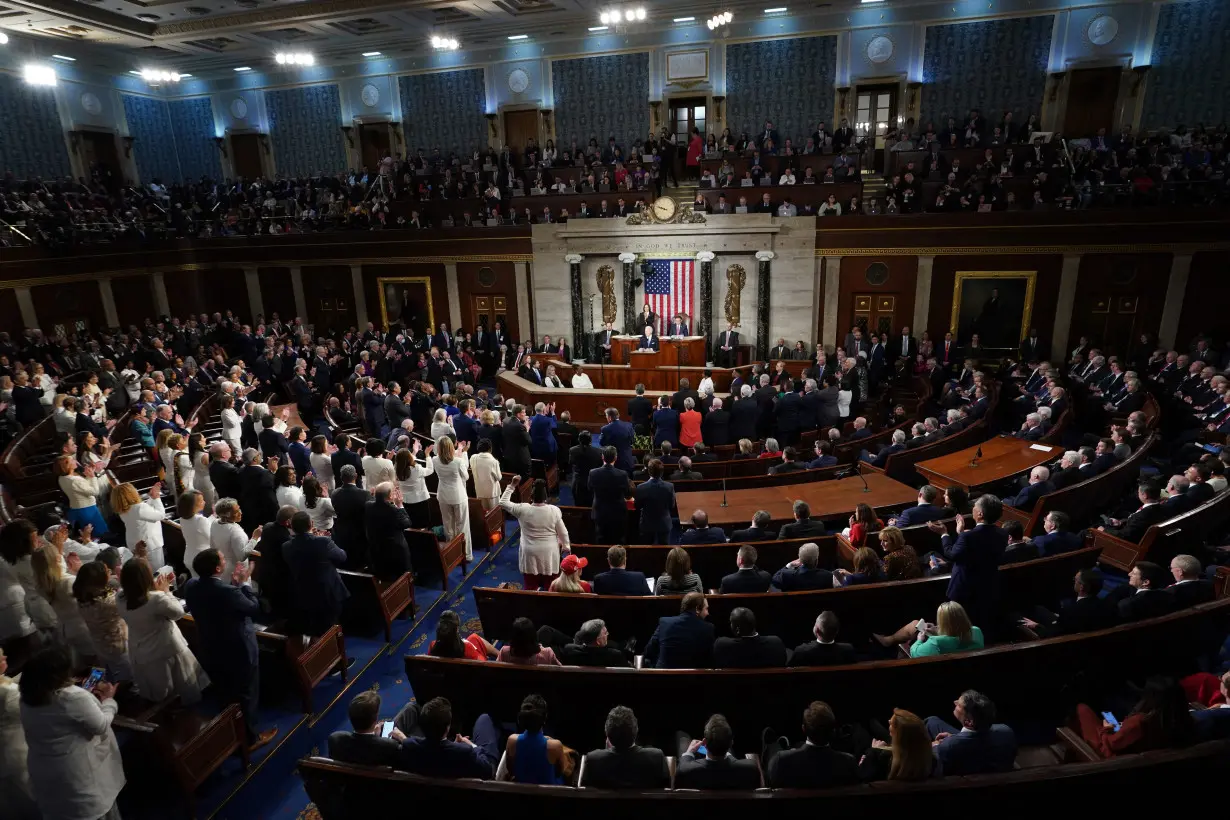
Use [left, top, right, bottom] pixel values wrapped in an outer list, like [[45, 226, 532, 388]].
[[686, 127, 704, 178], [678, 398, 702, 447], [1075, 677, 1195, 757]]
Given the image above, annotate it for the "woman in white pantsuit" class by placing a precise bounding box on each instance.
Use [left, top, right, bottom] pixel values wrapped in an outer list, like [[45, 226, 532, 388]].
[[119, 560, 209, 704], [220, 395, 243, 454], [432, 437, 473, 560], [499, 478, 570, 591]]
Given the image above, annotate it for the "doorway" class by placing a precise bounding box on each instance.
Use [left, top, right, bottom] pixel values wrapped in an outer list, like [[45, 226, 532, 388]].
[[470, 294, 510, 335], [854, 84, 898, 171], [230, 133, 264, 180], [668, 96, 707, 144], [851, 294, 897, 339], [79, 131, 121, 191], [359, 123, 390, 173], [1064, 67, 1121, 138], [502, 109, 539, 160]]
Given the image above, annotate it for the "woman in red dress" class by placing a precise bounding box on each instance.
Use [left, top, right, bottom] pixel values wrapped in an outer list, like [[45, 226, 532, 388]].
[[428, 609, 497, 661], [686, 127, 704, 180]]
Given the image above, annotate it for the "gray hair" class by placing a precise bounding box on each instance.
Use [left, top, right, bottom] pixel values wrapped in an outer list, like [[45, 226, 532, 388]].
[[804, 378, 817, 391], [1026, 413, 1041, 426], [759, 374, 770, 386], [892, 429, 907, 444], [1060, 450, 1080, 468], [799, 542, 820, 568], [740, 384, 753, 398], [684, 397, 695, 410], [242, 447, 261, 465], [764, 437, 780, 453], [1171, 554, 1201, 578], [575, 618, 605, 645], [214, 497, 241, 523], [1031, 465, 1050, 482], [946, 409, 960, 422], [711, 397, 723, 410], [339, 465, 358, 483], [208, 441, 230, 458], [1167, 475, 1190, 495], [1037, 406, 1052, 419]]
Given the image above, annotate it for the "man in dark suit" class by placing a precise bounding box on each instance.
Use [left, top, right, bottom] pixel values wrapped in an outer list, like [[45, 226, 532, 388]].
[[666, 315, 690, 337], [626, 385, 654, 435], [329, 465, 370, 568], [592, 445, 635, 544], [643, 592, 715, 669], [730, 510, 777, 542], [365, 483, 413, 581], [583, 706, 670, 789], [1099, 481, 1169, 542], [595, 322, 617, 363], [715, 323, 740, 368], [675, 713, 762, 789], [632, 458, 674, 545], [328, 691, 404, 766], [865, 429, 907, 468], [184, 549, 278, 750], [208, 442, 242, 501], [253, 506, 296, 619], [769, 338, 791, 360], [927, 495, 1009, 624], [330, 432, 365, 488], [670, 378, 700, 414], [238, 449, 279, 536], [774, 383, 804, 446], [567, 430, 603, 508], [924, 691, 1017, 775], [1001, 465, 1054, 512], [772, 542, 833, 590], [1184, 462, 1217, 506], [637, 326, 660, 351], [1019, 328, 1047, 362], [599, 407, 636, 473], [1031, 510, 1085, 556], [1108, 561, 1176, 622], [778, 500, 829, 540], [701, 396, 731, 446], [789, 611, 857, 667], [713, 608, 788, 668], [501, 404, 532, 478], [890, 326, 918, 363], [762, 701, 859, 788], [769, 446, 807, 475], [560, 619, 633, 667], [592, 545, 650, 596], [679, 509, 727, 544], [719, 544, 773, 593], [891, 485, 948, 527], [1021, 569, 1117, 637], [283, 511, 350, 636], [398, 696, 498, 779], [1166, 554, 1216, 608], [729, 389, 760, 442]]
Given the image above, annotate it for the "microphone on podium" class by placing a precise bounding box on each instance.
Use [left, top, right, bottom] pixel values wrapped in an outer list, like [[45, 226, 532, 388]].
[[970, 443, 983, 468]]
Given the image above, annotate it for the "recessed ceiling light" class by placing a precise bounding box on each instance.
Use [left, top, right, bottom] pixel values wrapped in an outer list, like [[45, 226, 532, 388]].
[[673, 16, 695, 22], [179, 73, 192, 78], [860, 0, 885, 3], [128, 70, 142, 75], [589, 25, 608, 31], [362, 51, 381, 57], [23, 64, 56, 86], [507, 34, 528, 40], [234, 66, 252, 72], [764, 7, 788, 13], [52, 54, 76, 61], [0, 32, 8, 45]]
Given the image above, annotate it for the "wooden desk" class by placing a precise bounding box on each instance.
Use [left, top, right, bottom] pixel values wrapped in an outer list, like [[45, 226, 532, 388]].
[[498, 371, 732, 428], [612, 336, 706, 366], [914, 435, 1059, 493], [677, 471, 918, 528]]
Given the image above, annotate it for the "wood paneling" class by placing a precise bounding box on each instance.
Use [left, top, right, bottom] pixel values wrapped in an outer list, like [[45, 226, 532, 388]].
[[927, 254, 1063, 351], [456, 261, 520, 342], [166, 268, 249, 321], [301, 265, 356, 335], [361, 263, 449, 336], [1071, 253, 1171, 356], [0, 288, 23, 335], [30, 280, 107, 332], [1177, 251, 1230, 347], [111, 276, 157, 328], [258, 267, 296, 323], [837, 256, 917, 345]]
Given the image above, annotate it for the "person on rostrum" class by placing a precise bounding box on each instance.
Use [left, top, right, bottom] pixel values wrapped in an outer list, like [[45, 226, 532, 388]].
[[719, 544, 772, 593], [675, 713, 762, 789], [713, 607, 788, 668], [762, 700, 859, 788], [582, 706, 670, 789], [328, 690, 405, 767]]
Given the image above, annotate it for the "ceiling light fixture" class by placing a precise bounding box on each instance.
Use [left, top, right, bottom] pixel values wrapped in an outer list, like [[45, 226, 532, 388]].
[[234, 66, 252, 72], [860, 0, 885, 3], [764, 7, 788, 13], [600, 7, 647, 26], [23, 64, 56, 86], [274, 52, 315, 66], [52, 54, 76, 61], [140, 68, 183, 84], [589, 25, 608, 31], [362, 51, 382, 57], [707, 11, 733, 29], [507, 34, 528, 40], [430, 35, 460, 50], [0, 32, 9, 45], [673, 16, 695, 22]]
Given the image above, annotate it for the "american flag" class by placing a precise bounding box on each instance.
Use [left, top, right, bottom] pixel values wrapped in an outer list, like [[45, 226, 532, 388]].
[[643, 259, 694, 335]]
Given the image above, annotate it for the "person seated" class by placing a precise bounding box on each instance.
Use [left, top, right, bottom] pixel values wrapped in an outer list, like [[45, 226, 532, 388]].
[[769, 446, 807, 474], [592, 545, 650, 596], [679, 509, 727, 544], [1165, 554, 1215, 607], [875, 601, 984, 658], [582, 706, 670, 789], [548, 554, 592, 593], [328, 691, 405, 766], [789, 610, 856, 667], [832, 546, 886, 586], [398, 696, 500, 779], [1000, 520, 1040, 563], [719, 544, 772, 593], [1075, 676, 1196, 758], [809, 440, 838, 469], [1002, 466, 1053, 511], [560, 618, 632, 667], [857, 708, 942, 782], [730, 509, 777, 541], [643, 592, 714, 669], [429, 609, 498, 660], [923, 690, 1017, 774], [495, 616, 562, 665], [772, 542, 833, 591], [674, 714, 762, 790], [889, 484, 947, 527], [712, 607, 788, 668], [653, 547, 704, 595], [761, 700, 859, 788], [1032, 510, 1084, 556], [501, 694, 569, 784], [1020, 568, 1116, 637], [1108, 560, 1177, 622], [778, 500, 828, 540], [864, 429, 907, 467], [844, 502, 883, 548], [668, 456, 702, 481]]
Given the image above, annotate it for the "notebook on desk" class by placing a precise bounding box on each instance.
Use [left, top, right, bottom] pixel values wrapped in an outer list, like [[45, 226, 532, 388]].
[[740, 179, 753, 187], [735, 206, 748, 213]]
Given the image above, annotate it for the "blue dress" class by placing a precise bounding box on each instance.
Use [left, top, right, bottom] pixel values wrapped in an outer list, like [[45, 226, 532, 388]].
[[513, 731, 562, 785], [652, 408, 679, 447]]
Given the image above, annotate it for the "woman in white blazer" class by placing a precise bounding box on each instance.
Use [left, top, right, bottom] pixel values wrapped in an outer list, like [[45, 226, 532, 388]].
[[432, 436, 473, 559], [19, 647, 126, 820], [113, 482, 168, 569], [394, 442, 434, 529], [220, 394, 244, 454], [471, 438, 503, 511], [177, 490, 214, 578], [210, 498, 261, 578], [119, 560, 209, 704], [309, 435, 335, 492], [499, 478, 569, 591], [0, 648, 39, 820]]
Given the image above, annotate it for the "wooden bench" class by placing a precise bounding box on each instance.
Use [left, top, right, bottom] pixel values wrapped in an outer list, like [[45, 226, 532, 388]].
[[879, 419, 989, 486], [1094, 489, 1230, 572], [339, 570, 416, 643], [569, 536, 840, 583], [406, 528, 468, 589], [409, 596, 1230, 753], [473, 543, 1102, 648]]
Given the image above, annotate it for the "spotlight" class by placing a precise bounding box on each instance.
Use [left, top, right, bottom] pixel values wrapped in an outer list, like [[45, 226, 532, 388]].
[[0, 32, 9, 45], [635, 7, 646, 20], [600, 11, 610, 23], [275, 53, 287, 64], [23, 64, 56, 86]]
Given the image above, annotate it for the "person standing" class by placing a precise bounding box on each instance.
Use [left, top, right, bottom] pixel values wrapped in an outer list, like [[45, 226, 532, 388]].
[[119, 559, 210, 704], [0, 647, 39, 819], [501, 478, 570, 591], [589, 446, 633, 544], [433, 437, 473, 560], [282, 512, 350, 637], [470, 438, 503, 512]]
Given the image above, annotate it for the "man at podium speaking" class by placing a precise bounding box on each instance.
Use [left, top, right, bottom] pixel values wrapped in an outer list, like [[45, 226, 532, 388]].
[[668, 314, 690, 338], [638, 325, 660, 351]]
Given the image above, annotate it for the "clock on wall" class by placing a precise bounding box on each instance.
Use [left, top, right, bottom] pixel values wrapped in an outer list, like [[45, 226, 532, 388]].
[[361, 83, 380, 108], [230, 97, 248, 120], [80, 92, 102, 116], [507, 67, 530, 94]]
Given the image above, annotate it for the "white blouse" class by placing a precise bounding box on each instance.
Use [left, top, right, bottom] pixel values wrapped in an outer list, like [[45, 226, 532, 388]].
[[180, 514, 214, 578], [58, 474, 102, 510], [310, 451, 334, 490], [209, 520, 258, 577], [361, 455, 396, 490], [119, 497, 166, 565], [396, 455, 435, 505], [305, 497, 336, 531], [276, 485, 305, 510]]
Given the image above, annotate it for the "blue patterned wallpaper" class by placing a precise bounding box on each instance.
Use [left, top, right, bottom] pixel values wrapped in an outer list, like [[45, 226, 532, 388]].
[[168, 97, 222, 182], [0, 73, 71, 179], [265, 84, 346, 177], [726, 37, 838, 144], [398, 69, 487, 154], [921, 17, 1053, 128], [552, 53, 650, 148], [122, 94, 181, 184], [1142, 0, 1229, 128]]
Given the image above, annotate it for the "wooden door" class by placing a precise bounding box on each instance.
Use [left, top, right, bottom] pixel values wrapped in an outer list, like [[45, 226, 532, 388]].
[[470, 294, 510, 335], [231, 133, 263, 180], [503, 110, 539, 159], [360, 124, 390, 173], [855, 84, 898, 171], [81, 132, 121, 190], [669, 97, 707, 145], [1064, 67, 1121, 138], [852, 294, 896, 339]]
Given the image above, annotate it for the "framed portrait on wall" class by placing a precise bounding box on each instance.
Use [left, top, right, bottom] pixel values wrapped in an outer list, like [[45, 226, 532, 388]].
[[950, 271, 1037, 350], [377, 277, 435, 333]]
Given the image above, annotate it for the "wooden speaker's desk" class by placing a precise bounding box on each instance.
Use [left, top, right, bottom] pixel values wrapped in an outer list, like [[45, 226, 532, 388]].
[[611, 335, 706, 366], [678, 471, 919, 528]]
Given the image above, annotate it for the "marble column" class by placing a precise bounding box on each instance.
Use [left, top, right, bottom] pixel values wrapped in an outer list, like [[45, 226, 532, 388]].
[[444, 262, 463, 332], [14, 287, 37, 329], [98, 279, 120, 328], [151, 272, 171, 317], [619, 252, 637, 334], [1158, 253, 1192, 350], [289, 266, 308, 321], [913, 255, 934, 336], [566, 254, 585, 360], [244, 267, 264, 320], [514, 262, 532, 343], [755, 250, 774, 360], [1052, 254, 1081, 359], [697, 251, 715, 363], [822, 256, 842, 350], [349, 265, 368, 329]]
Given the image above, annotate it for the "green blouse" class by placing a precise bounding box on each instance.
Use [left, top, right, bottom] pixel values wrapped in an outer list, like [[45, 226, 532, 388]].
[[909, 626, 984, 658]]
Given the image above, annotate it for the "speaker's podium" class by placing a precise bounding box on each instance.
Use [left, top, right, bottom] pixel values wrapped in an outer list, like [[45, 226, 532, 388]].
[[614, 335, 706, 366]]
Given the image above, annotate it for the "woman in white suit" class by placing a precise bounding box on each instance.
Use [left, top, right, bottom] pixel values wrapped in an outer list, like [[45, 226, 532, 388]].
[[113, 482, 168, 569], [0, 648, 39, 820], [19, 646, 126, 820], [119, 560, 209, 704], [499, 477, 569, 591], [220, 394, 243, 454], [432, 436, 473, 560], [178, 490, 214, 579]]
